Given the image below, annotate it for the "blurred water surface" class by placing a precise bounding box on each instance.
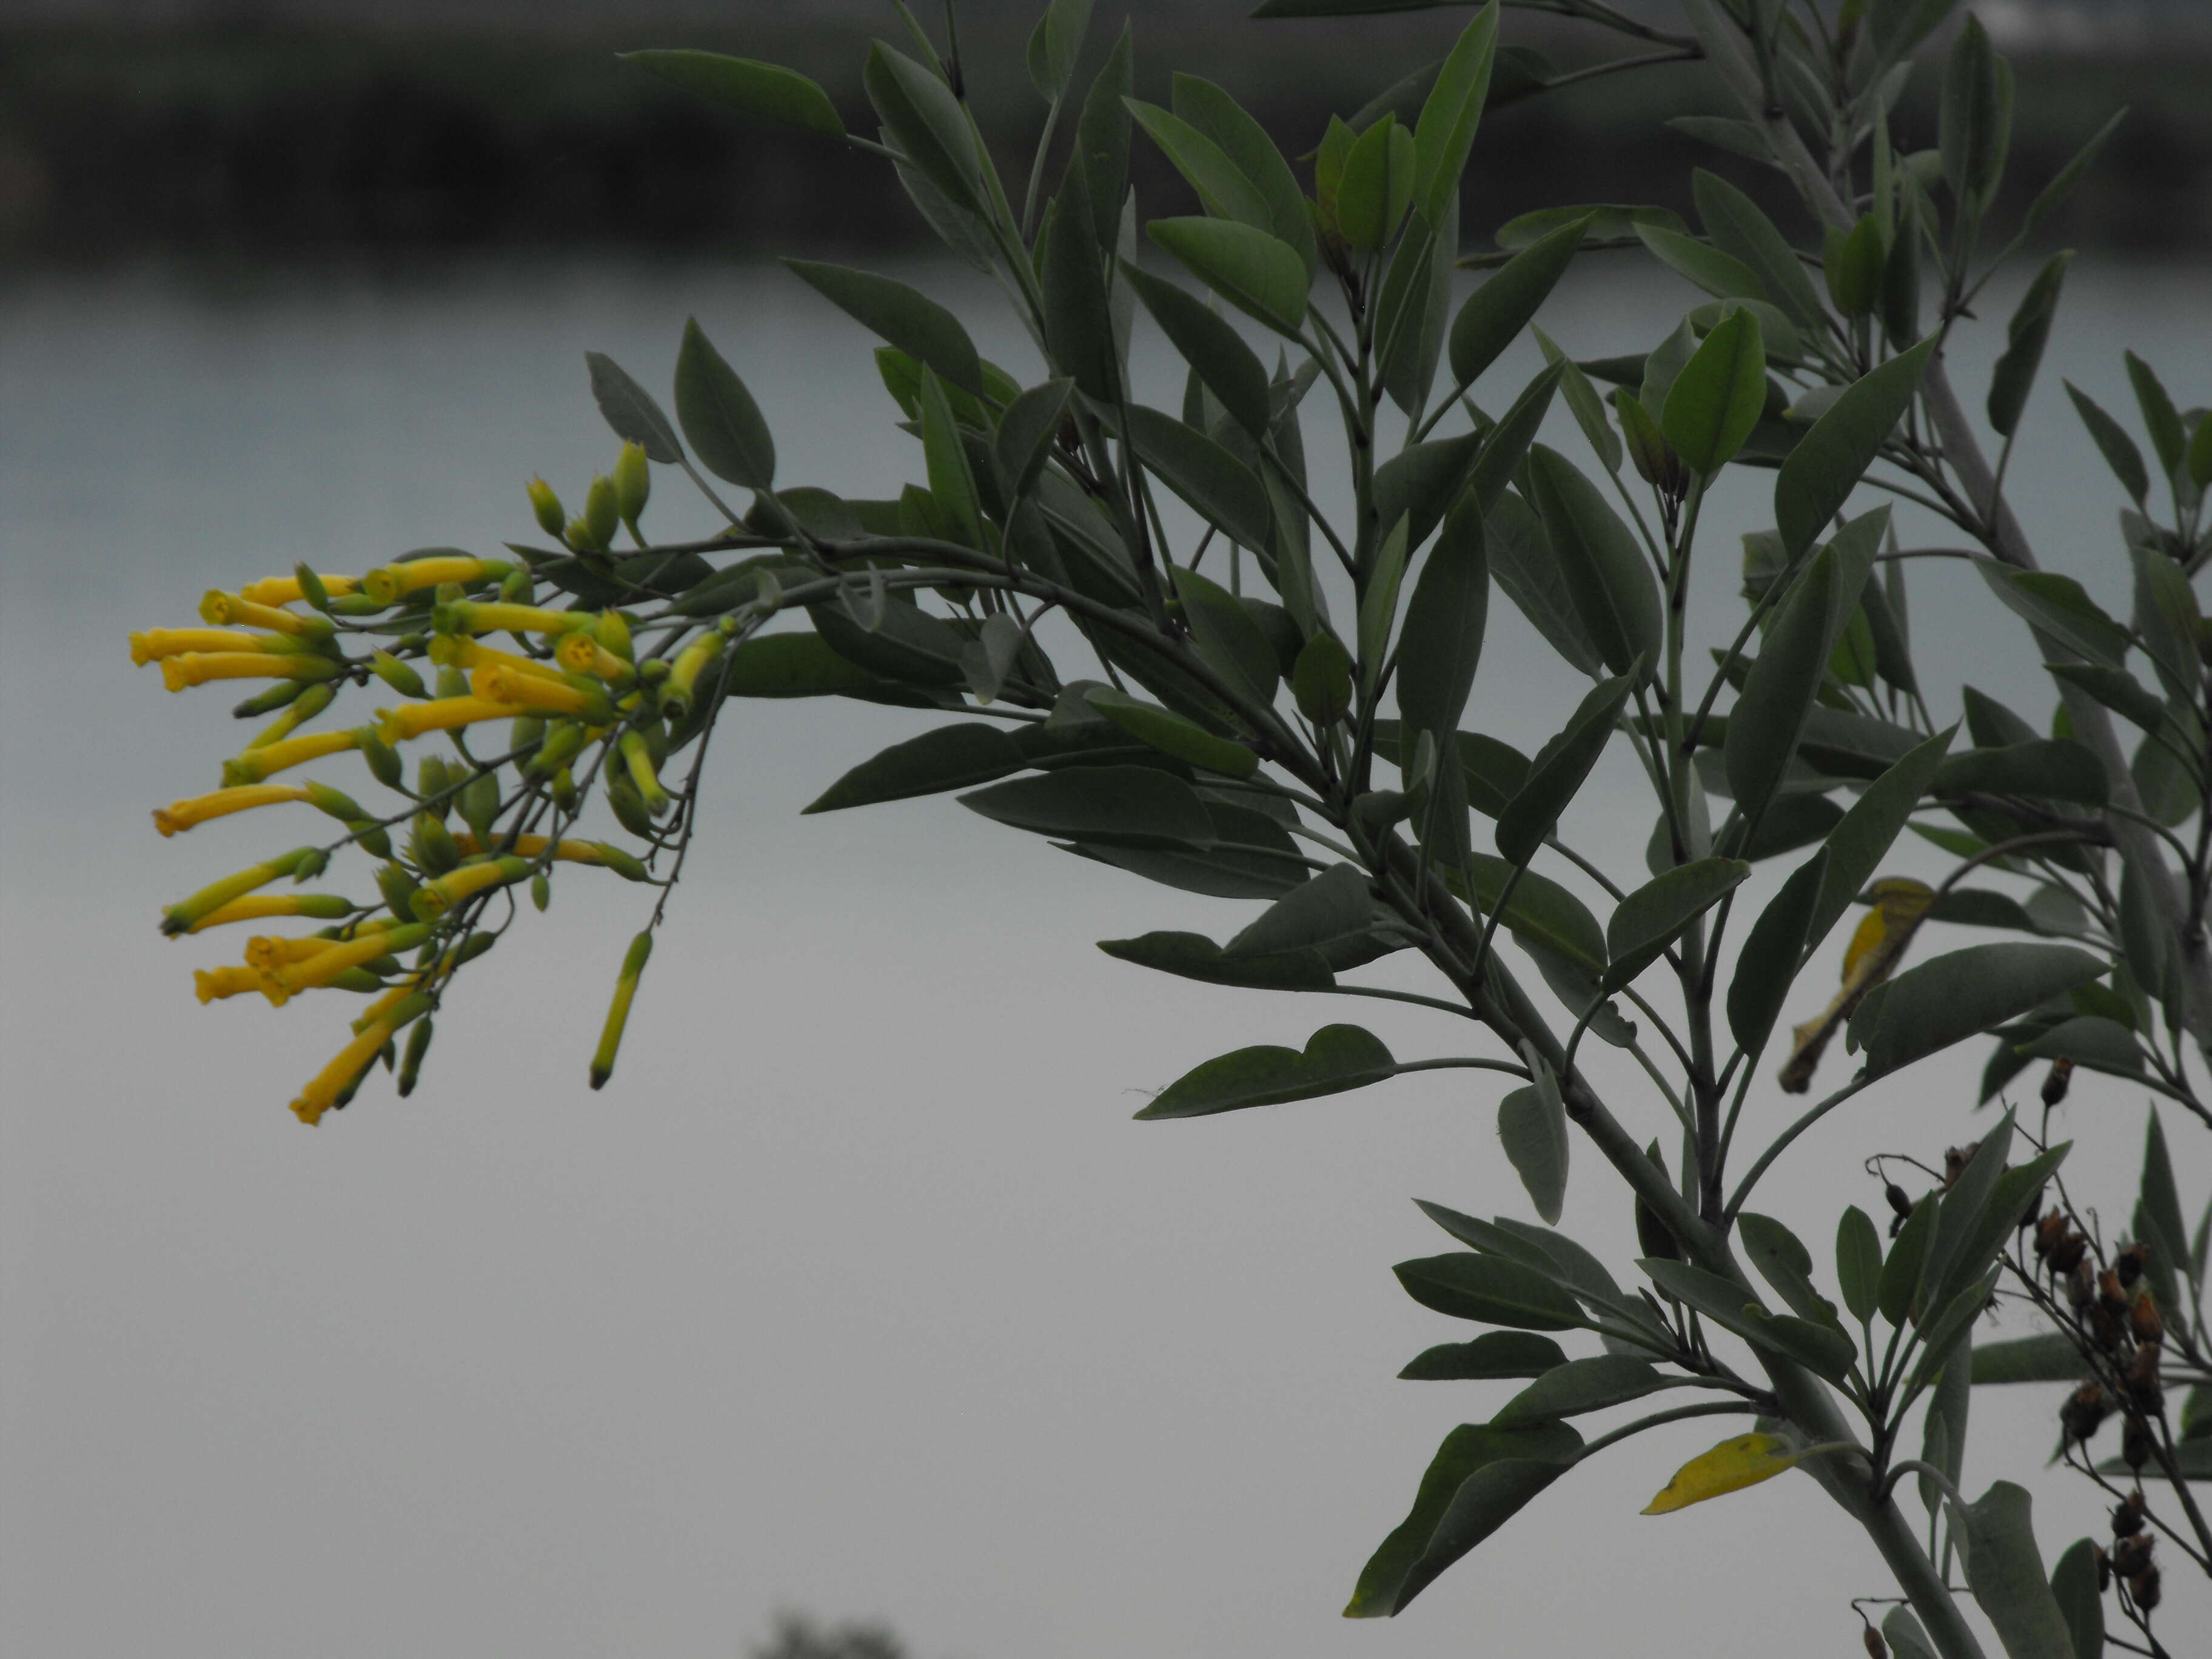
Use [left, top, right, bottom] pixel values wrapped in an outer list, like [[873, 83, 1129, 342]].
[[2, 253, 2207, 1657]]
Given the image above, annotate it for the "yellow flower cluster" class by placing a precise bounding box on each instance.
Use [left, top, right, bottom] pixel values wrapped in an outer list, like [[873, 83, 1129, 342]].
[[132, 534, 697, 1125]]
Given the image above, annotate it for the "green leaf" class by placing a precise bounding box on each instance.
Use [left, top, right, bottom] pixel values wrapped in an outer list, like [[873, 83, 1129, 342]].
[[1606, 859, 1750, 988], [1395, 494, 1489, 751], [1493, 1355, 1666, 1426], [1170, 566, 1281, 707], [1395, 1252, 1587, 1332], [2063, 380, 2148, 504], [1125, 99, 1275, 229], [1934, 739, 2108, 807], [785, 259, 984, 397], [2022, 109, 2126, 247], [1802, 726, 1956, 960], [865, 41, 987, 215], [584, 350, 684, 464], [1744, 1308, 1859, 1382], [1411, 2, 1500, 229], [1373, 432, 1482, 558], [1776, 342, 1935, 561], [1836, 1205, 1884, 1326], [1025, 0, 1092, 99], [2124, 349, 2188, 482], [1637, 1259, 1768, 1345], [1124, 406, 1272, 548], [1635, 224, 1765, 304], [1485, 489, 1605, 679], [1976, 567, 2131, 669], [1227, 862, 1377, 957], [915, 368, 982, 546], [1342, 1421, 1581, 1617], [1377, 201, 1456, 418], [1987, 252, 2071, 438], [1337, 114, 1413, 251], [2049, 1538, 2103, 1659], [621, 50, 844, 138], [1097, 929, 1340, 991], [1956, 1482, 2079, 1659], [1728, 850, 1827, 1054], [1293, 632, 1353, 726], [1532, 327, 1622, 475], [804, 723, 1025, 812], [1148, 216, 1309, 336], [1073, 24, 1133, 248], [1122, 264, 1271, 438], [1498, 1079, 1569, 1225], [960, 763, 1216, 848], [1496, 670, 1635, 866], [1138, 1023, 1398, 1118], [811, 594, 970, 688], [723, 631, 909, 700], [1970, 1333, 2086, 1385], [1455, 856, 1607, 973], [994, 378, 1075, 503], [1883, 1610, 1940, 1659], [1661, 306, 1767, 475], [674, 318, 775, 488], [2046, 662, 2167, 735], [1880, 1191, 1939, 1328], [1170, 75, 1319, 279], [1042, 186, 1120, 401], [1084, 689, 1258, 779], [1738, 1211, 1840, 1329], [1399, 1332, 1566, 1381], [2140, 1110, 2190, 1293], [1940, 18, 2008, 211], [1823, 213, 1886, 320], [1694, 170, 1829, 331], [1525, 446, 1660, 676], [1853, 945, 2104, 1082]]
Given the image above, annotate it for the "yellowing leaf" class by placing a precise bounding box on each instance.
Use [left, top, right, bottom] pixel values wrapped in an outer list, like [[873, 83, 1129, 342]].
[[1641, 1432, 1803, 1515]]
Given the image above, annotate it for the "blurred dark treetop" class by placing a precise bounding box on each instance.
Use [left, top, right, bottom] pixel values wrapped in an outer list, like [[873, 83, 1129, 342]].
[[750, 1612, 919, 1659], [4, 0, 2210, 268]]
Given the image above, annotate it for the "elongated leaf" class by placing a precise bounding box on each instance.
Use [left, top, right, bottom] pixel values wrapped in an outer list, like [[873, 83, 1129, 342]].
[[1122, 264, 1270, 437], [1127, 99, 1274, 231], [622, 50, 843, 138], [585, 350, 684, 463], [1884, 1610, 1940, 1659], [1879, 1190, 1939, 1329], [2049, 1538, 2103, 1659], [1084, 689, 1257, 779], [786, 260, 984, 396], [1149, 217, 1309, 335], [1988, 252, 2071, 437], [1971, 1333, 2086, 1385], [1661, 306, 1766, 475], [723, 631, 911, 699], [1725, 535, 1865, 820], [1640, 1258, 1768, 1342], [1447, 216, 1586, 392], [1025, 0, 1092, 99], [1498, 1082, 1569, 1225], [1837, 1205, 1883, 1326], [1495, 1355, 1666, 1426], [865, 42, 986, 215], [1170, 74, 1318, 279], [1606, 858, 1750, 987], [805, 723, 1024, 812], [1636, 224, 1764, 304], [2141, 1110, 2190, 1292], [1458, 854, 1608, 973], [1776, 342, 1935, 560], [1744, 1309, 1858, 1382], [2046, 662, 2166, 735], [1395, 1252, 1587, 1331], [1396, 494, 1489, 750], [1373, 432, 1483, 557], [1805, 726, 1957, 960], [2063, 380, 2148, 504], [1467, 361, 1564, 517], [1344, 1421, 1581, 1617], [1533, 326, 1623, 475], [1695, 169, 1828, 330], [1496, 671, 1634, 865], [2023, 109, 2126, 246], [1643, 1433, 1803, 1514], [674, 318, 775, 488], [811, 595, 970, 687], [1486, 489, 1605, 678], [1124, 406, 1271, 547], [1411, 2, 1500, 229], [1526, 447, 1660, 677], [1072, 24, 1133, 247], [1138, 1023, 1397, 1118], [1853, 945, 2103, 1081], [1956, 1482, 2077, 1659], [1097, 929, 1338, 991], [1044, 180, 1119, 401], [1728, 850, 1827, 1053], [1976, 565, 2130, 669], [995, 378, 1075, 503], [1228, 862, 1375, 957], [1934, 739, 2108, 807], [916, 368, 982, 545], [1399, 1332, 1566, 1381], [961, 764, 1215, 848], [1940, 18, 2006, 210], [1737, 1212, 1834, 1326]]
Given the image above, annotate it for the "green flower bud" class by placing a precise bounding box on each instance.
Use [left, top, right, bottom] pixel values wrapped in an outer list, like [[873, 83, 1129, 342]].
[[564, 516, 605, 554], [594, 609, 634, 660], [458, 771, 501, 844], [527, 477, 566, 537], [370, 651, 428, 700], [1290, 633, 1353, 727], [589, 931, 654, 1090], [290, 848, 329, 883], [329, 593, 388, 617], [499, 568, 535, 605], [582, 474, 620, 550], [231, 679, 307, 719], [350, 820, 394, 861], [606, 773, 656, 839], [303, 782, 367, 822], [408, 810, 461, 876], [294, 563, 333, 612], [436, 665, 470, 700], [417, 754, 452, 803], [358, 729, 404, 789], [159, 846, 321, 935], [612, 441, 651, 533], [376, 861, 421, 918], [445, 930, 497, 970], [590, 842, 652, 882], [523, 717, 586, 779], [551, 766, 579, 815], [396, 1016, 435, 1098], [531, 873, 551, 911], [618, 728, 671, 816], [327, 967, 386, 994]]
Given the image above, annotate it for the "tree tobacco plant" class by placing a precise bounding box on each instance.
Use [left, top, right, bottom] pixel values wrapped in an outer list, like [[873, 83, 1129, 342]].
[[130, 0, 2212, 1652]]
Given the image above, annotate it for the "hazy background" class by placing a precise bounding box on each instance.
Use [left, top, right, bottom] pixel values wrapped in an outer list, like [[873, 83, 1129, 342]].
[[4, 3, 2209, 1656]]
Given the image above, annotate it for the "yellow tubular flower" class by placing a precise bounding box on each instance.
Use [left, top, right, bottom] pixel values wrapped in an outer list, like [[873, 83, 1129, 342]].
[[450, 831, 610, 865], [662, 632, 725, 717], [223, 727, 359, 786], [410, 856, 531, 920], [130, 628, 273, 665], [590, 932, 654, 1090], [239, 574, 360, 607], [291, 1015, 404, 1125], [186, 893, 354, 933], [246, 933, 338, 973], [434, 599, 592, 639], [194, 966, 266, 1004], [199, 591, 329, 637], [377, 695, 525, 745], [470, 663, 605, 720], [269, 922, 431, 997], [246, 682, 337, 751], [350, 974, 427, 1034], [161, 652, 340, 691], [362, 557, 508, 606], [153, 784, 311, 837], [426, 634, 567, 682], [554, 631, 635, 683], [161, 846, 320, 935]]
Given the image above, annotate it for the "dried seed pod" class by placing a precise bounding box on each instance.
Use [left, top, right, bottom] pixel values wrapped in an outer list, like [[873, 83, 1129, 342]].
[[2123, 1416, 2153, 1469], [2112, 1532, 2154, 1581], [1943, 1143, 1977, 1187], [2099, 1269, 2130, 1316], [2113, 1491, 2147, 1538], [2116, 1241, 2149, 1288], [2127, 1341, 2165, 1413], [2036, 1208, 2069, 1259], [1886, 1182, 1915, 1219], [2062, 1381, 2111, 1441], [2066, 1258, 2097, 1310], [2050, 1231, 2088, 1275], [2090, 1304, 2124, 1353], [1863, 1626, 1887, 1659], [2133, 1562, 2161, 1611], [2130, 1292, 2164, 1346], [2041, 1055, 2074, 1105]]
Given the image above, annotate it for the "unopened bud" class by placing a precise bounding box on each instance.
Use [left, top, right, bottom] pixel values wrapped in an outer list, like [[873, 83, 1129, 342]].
[[589, 931, 654, 1090], [458, 771, 501, 845], [370, 651, 428, 700], [582, 474, 620, 550], [612, 441, 650, 532], [375, 862, 420, 918], [527, 477, 565, 538], [396, 1016, 434, 1097], [294, 563, 333, 612], [618, 728, 671, 816], [2041, 1056, 2073, 1106], [1863, 1628, 1886, 1659], [606, 773, 656, 839], [531, 873, 551, 912], [408, 811, 461, 877]]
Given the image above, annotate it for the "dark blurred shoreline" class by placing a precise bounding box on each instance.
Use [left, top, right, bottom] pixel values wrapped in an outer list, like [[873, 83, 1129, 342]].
[[4, 13, 2208, 272]]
